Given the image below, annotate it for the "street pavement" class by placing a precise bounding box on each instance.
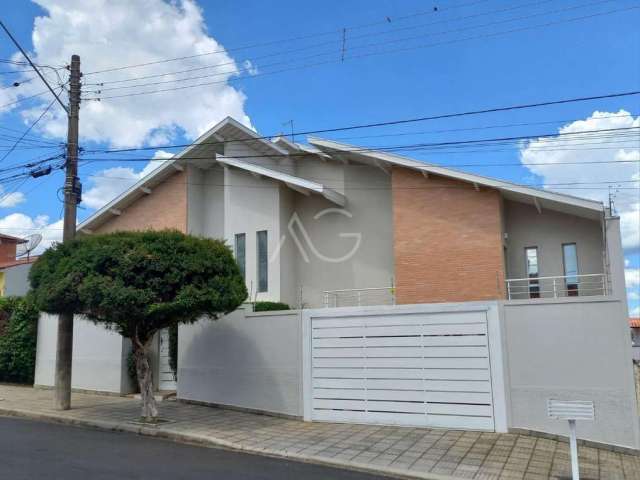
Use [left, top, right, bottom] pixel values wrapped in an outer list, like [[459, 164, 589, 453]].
[[1, 385, 639, 479], [0, 416, 389, 480]]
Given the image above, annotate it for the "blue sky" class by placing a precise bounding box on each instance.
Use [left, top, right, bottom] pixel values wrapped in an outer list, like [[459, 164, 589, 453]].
[[0, 0, 639, 310]]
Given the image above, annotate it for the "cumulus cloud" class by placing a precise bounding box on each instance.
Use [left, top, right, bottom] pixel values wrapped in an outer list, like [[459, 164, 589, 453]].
[[520, 110, 640, 249], [627, 268, 640, 289], [2, 0, 252, 147], [0, 213, 63, 254], [0, 187, 26, 208], [82, 150, 173, 210]]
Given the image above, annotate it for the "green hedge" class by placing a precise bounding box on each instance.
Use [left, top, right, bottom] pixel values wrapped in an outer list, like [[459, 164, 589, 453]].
[[0, 297, 39, 384], [252, 301, 290, 312]]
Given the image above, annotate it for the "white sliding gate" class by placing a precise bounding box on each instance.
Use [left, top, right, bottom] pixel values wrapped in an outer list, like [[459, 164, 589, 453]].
[[302, 303, 507, 432]]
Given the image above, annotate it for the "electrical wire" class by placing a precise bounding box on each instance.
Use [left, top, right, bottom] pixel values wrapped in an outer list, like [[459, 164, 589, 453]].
[[85, 0, 556, 87], [82, 93, 640, 155], [0, 94, 58, 163], [83, 4, 639, 102], [83, 0, 491, 76]]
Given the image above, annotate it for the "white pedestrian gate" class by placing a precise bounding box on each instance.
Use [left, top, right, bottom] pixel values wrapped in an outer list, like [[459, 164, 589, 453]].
[[303, 305, 505, 431], [158, 328, 177, 391]]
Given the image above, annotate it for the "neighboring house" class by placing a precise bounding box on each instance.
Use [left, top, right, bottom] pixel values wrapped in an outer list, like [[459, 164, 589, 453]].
[[33, 117, 637, 449], [0, 233, 37, 297], [631, 318, 640, 361]]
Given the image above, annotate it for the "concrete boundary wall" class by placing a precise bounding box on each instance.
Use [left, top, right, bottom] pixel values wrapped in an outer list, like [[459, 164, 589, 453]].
[[501, 296, 639, 450], [34, 313, 134, 395], [177, 308, 303, 417]]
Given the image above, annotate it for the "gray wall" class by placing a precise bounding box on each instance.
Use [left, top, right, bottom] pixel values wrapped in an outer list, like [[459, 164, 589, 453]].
[[504, 200, 604, 280], [293, 163, 395, 308], [178, 308, 303, 417], [2, 263, 32, 296], [34, 313, 134, 395], [501, 297, 639, 449]]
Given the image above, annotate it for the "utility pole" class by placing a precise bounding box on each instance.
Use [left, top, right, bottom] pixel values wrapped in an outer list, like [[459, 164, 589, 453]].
[[0, 22, 80, 411], [55, 54, 81, 410]]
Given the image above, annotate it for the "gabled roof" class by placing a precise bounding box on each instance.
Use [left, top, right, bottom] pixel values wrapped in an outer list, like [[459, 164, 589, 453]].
[[308, 137, 604, 220], [78, 116, 606, 233], [218, 156, 345, 206], [78, 117, 276, 233]]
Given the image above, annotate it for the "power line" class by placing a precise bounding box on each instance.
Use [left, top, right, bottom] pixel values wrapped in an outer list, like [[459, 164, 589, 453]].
[[330, 113, 640, 142], [83, 0, 490, 76], [82, 92, 640, 155], [83, 4, 639, 102], [0, 21, 68, 113], [0, 90, 51, 110], [88, 171, 640, 188], [0, 94, 58, 163], [85, 0, 555, 88]]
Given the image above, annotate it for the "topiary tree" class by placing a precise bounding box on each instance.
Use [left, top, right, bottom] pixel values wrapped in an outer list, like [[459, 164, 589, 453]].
[[29, 230, 247, 421]]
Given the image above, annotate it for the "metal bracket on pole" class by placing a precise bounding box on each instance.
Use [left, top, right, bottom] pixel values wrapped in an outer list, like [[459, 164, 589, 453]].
[[548, 399, 595, 480]]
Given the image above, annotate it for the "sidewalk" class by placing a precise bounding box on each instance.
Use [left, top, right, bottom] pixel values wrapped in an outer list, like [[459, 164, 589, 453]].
[[0, 385, 638, 480]]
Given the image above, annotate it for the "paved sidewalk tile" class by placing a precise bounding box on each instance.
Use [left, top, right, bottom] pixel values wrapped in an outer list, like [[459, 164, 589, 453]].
[[0, 384, 639, 480]]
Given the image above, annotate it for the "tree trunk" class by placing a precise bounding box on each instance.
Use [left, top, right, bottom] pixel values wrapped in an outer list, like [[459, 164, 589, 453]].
[[133, 336, 158, 421]]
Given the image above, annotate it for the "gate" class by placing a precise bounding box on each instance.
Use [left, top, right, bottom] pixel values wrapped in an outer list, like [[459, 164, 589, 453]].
[[303, 304, 505, 431]]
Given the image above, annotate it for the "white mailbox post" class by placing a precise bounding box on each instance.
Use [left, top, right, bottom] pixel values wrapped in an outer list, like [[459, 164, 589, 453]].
[[547, 399, 595, 480]]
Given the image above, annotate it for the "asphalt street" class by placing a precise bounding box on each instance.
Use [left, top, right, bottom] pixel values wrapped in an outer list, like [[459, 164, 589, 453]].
[[0, 416, 390, 480]]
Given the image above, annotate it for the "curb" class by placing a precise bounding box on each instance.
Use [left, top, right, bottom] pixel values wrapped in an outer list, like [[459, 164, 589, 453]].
[[0, 407, 461, 480]]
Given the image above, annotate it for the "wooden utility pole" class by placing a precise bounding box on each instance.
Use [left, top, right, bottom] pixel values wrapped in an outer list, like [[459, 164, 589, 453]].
[[0, 21, 80, 411], [55, 54, 81, 410]]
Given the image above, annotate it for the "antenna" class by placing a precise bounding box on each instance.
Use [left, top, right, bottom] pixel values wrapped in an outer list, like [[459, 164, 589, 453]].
[[282, 120, 295, 142], [16, 233, 42, 260]]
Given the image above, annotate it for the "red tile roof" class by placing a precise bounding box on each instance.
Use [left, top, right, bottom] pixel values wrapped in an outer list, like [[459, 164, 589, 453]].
[[0, 233, 27, 244], [0, 256, 39, 269], [630, 318, 640, 328]]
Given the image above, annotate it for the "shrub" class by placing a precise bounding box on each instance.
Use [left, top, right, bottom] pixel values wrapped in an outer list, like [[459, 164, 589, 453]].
[[0, 296, 39, 384], [253, 301, 290, 312]]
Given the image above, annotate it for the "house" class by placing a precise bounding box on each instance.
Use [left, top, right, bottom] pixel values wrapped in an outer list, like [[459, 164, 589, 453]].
[[631, 318, 640, 360], [33, 117, 637, 449], [0, 233, 38, 297]]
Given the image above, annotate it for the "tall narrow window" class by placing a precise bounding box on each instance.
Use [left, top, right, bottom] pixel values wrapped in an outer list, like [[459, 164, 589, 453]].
[[257, 230, 268, 292], [563, 243, 579, 296], [525, 247, 540, 298], [234, 233, 246, 280]]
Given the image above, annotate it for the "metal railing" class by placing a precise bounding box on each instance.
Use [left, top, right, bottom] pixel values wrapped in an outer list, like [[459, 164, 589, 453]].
[[323, 287, 396, 308], [505, 273, 609, 300]]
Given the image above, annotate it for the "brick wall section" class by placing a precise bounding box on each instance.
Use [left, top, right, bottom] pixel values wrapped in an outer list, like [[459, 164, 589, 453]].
[[392, 167, 506, 304], [93, 170, 187, 234]]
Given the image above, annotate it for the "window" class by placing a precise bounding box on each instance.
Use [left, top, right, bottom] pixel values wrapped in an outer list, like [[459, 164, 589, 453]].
[[563, 243, 579, 296], [525, 247, 539, 298], [257, 230, 268, 292], [234, 233, 246, 280]]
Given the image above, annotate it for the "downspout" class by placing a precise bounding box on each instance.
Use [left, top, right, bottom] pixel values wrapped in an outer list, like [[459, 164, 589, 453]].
[[601, 206, 610, 294]]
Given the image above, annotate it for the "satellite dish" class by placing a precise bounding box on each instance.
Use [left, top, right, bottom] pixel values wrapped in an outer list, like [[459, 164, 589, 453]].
[[16, 234, 42, 259]]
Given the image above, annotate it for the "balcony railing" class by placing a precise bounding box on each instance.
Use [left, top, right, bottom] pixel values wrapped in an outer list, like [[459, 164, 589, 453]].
[[505, 273, 609, 300], [323, 287, 395, 308]]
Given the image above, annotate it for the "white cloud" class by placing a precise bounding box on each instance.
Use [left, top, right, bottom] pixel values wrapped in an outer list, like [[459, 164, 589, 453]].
[[0, 187, 26, 208], [0, 213, 63, 254], [520, 110, 640, 249], [82, 150, 173, 210], [2, 0, 251, 147], [631, 306, 640, 317], [627, 268, 640, 289]]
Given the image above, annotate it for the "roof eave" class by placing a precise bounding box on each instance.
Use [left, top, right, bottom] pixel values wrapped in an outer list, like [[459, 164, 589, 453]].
[[308, 137, 603, 214]]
